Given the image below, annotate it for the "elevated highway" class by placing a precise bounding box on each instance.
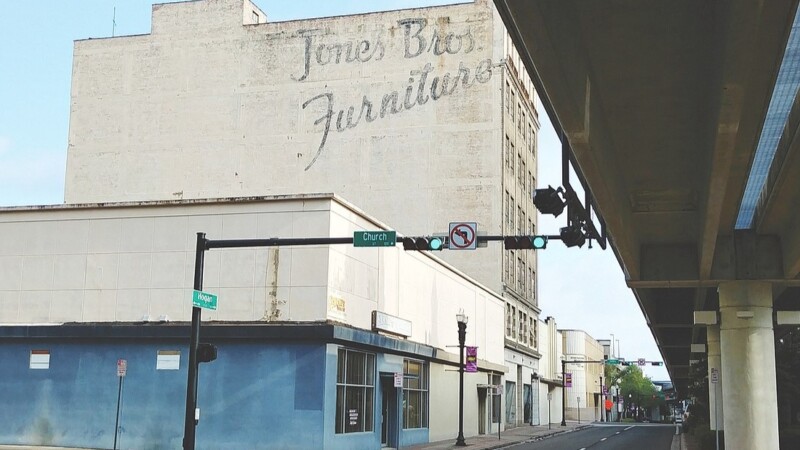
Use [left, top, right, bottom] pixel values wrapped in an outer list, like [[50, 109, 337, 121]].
[[494, 1, 800, 448]]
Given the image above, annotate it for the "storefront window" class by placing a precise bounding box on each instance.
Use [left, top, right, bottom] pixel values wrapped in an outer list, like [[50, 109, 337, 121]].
[[403, 359, 428, 429], [336, 349, 375, 434]]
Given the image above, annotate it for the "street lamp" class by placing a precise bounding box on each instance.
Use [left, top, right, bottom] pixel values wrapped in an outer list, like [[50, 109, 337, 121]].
[[560, 358, 567, 426], [455, 312, 468, 447]]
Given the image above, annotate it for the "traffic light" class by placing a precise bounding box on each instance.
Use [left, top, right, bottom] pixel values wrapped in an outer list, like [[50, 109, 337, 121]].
[[560, 223, 586, 248], [533, 186, 566, 217], [402, 236, 445, 251], [197, 343, 217, 363], [651, 362, 664, 366], [504, 235, 548, 250], [621, 361, 632, 366]]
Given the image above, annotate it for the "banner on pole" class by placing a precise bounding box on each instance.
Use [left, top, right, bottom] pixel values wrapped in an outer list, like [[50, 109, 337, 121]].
[[465, 346, 478, 372]]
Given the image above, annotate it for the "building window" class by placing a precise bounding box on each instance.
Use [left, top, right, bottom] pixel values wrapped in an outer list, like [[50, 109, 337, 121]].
[[336, 349, 375, 434], [520, 112, 526, 133], [505, 136, 512, 168], [511, 91, 516, 121], [505, 381, 517, 423], [518, 309, 524, 340], [491, 374, 502, 423], [252, 11, 259, 22], [517, 104, 522, 131], [512, 306, 517, 339], [517, 256, 524, 291], [506, 304, 513, 336], [522, 260, 528, 296], [511, 197, 516, 231], [30, 350, 50, 370], [157, 350, 181, 370], [531, 318, 537, 348], [403, 359, 429, 429], [521, 162, 526, 190], [510, 142, 516, 172], [506, 82, 512, 115], [504, 190, 511, 228]]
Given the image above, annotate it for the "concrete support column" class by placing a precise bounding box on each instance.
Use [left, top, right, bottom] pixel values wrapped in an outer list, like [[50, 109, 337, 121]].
[[706, 325, 723, 430], [718, 281, 779, 450]]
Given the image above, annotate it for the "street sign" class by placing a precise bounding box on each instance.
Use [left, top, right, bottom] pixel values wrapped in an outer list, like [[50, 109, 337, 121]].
[[710, 368, 719, 383], [564, 372, 572, 387], [117, 359, 127, 377], [606, 359, 620, 365], [449, 222, 477, 250], [394, 372, 403, 388], [192, 290, 218, 310], [603, 385, 608, 395], [354, 230, 396, 247], [637, 358, 646, 366]]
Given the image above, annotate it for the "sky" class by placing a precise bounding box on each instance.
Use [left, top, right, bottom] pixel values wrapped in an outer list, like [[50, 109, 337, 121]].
[[0, 0, 669, 380]]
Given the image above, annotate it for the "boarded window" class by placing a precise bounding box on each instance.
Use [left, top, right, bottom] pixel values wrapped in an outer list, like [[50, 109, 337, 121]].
[[157, 350, 181, 370], [30, 350, 50, 370]]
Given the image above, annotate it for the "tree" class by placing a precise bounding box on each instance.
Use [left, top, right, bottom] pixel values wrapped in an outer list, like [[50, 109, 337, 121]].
[[618, 365, 659, 418]]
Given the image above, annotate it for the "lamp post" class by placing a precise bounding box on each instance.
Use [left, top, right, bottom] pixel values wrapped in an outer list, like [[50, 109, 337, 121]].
[[547, 392, 552, 430], [560, 358, 567, 426], [455, 313, 468, 447]]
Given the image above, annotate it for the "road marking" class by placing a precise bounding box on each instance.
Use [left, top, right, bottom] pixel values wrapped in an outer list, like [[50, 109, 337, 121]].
[[616, 431, 621, 434], [601, 437, 607, 441], [579, 448, 586, 450], [624, 426, 634, 431]]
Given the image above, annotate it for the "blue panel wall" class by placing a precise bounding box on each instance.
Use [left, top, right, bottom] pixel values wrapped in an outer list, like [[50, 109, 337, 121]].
[[0, 340, 327, 449]]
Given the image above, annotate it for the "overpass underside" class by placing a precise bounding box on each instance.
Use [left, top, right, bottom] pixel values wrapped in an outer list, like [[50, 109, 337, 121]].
[[495, 1, 800, 448]]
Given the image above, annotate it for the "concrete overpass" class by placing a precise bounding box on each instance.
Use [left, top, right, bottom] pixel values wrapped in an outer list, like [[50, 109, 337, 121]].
[[494, 1, 800, 448]]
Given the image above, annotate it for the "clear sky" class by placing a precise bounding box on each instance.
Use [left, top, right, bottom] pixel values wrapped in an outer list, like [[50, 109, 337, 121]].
[[0, 0, 669, 380]]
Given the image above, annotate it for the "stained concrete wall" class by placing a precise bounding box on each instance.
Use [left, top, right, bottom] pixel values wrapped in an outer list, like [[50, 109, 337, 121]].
[[63, 0, 540, 308]]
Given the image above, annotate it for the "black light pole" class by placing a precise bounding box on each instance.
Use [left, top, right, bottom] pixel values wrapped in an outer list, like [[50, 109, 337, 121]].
[[560, 359, 567, 426], [455, 313, 468, 447]]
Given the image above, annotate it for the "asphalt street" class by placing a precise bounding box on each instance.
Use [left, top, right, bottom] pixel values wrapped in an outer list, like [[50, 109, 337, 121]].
[[510, 423, 677, 450]]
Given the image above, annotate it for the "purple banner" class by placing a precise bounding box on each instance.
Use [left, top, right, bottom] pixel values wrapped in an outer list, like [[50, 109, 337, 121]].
[[465, 346, 478, 372]]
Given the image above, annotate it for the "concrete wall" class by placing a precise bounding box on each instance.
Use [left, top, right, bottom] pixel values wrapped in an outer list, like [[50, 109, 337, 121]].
[[0, 339, 327, 449], [62, 0, 541, 308]]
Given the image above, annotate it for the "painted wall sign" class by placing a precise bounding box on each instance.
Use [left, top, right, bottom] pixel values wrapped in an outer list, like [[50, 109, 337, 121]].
[[294, 17, 500, 170]]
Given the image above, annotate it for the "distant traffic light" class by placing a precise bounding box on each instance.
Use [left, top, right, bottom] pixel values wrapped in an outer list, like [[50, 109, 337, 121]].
[[197, 343, 217, 363], [651, 362, 664, 366], [560, 223, 586, 248], [402, 236, 445, 251], [621, 361, 632, 366], [504, 235, 548, 250], [533, 186, 566, 217]]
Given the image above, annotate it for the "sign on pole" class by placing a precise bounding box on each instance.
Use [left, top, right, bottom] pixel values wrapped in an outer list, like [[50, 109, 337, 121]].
[[710, 367, 719, 383], [192, 290, 218, 310], [117, 359, 127, 377], [465, 346, 478, 372], [564, 372, 572, 387], [637, 358, 646, 366], [394, 372, 403, 388], [354, 231, 396, 247], [448, 222, 477, 250], [606, 359, 620, 365]]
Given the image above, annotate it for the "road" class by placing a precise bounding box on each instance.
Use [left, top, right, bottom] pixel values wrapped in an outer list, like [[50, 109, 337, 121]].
[[512, 423, 678, 450]]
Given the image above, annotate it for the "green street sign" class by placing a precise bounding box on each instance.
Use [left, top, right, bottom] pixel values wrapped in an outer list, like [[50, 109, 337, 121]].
[[192, 290, 217, 310], [606, 359, 620, 365], [354, 231, 396, 247]]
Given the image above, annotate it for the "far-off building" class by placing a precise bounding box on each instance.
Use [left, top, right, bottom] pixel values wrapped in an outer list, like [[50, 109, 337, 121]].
[[64, 0, 543, 431], [561, 329, 605, 422]]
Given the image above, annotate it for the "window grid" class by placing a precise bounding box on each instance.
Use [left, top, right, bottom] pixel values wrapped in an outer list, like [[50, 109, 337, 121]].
[[336, 349, 375, 434], [403, 359, 429, 429]]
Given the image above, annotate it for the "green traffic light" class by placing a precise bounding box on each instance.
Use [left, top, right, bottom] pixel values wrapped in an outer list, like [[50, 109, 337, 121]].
[[532, 236, 547, 249], [429, 237, 443, 250]]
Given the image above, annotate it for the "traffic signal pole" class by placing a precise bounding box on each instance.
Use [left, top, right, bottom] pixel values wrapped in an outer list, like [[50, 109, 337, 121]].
[[181, 231, 570, 448]]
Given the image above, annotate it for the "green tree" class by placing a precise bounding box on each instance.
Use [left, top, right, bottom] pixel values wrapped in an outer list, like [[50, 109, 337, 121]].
[[618, 365, 659, 417]]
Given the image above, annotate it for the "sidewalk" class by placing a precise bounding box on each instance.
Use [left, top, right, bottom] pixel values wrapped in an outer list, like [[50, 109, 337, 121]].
[[408, 421, 592, 450]]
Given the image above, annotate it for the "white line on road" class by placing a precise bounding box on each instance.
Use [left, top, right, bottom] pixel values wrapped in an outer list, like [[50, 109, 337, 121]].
[[601, 437, 607, 441], [616, 431, 620, 434], [624, 426, 635, 431]]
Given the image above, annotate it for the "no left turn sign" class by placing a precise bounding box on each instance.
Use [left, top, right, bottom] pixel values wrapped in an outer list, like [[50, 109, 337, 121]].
[[449, 222, 477, 250]]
